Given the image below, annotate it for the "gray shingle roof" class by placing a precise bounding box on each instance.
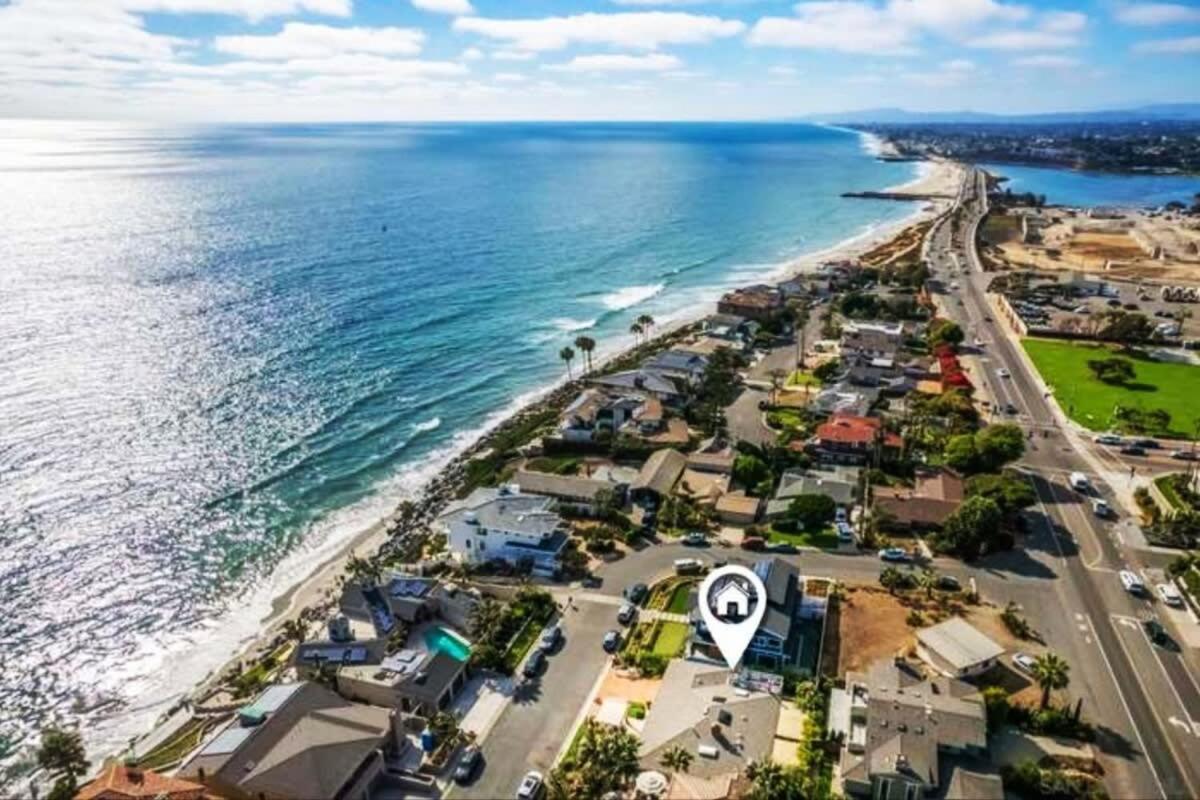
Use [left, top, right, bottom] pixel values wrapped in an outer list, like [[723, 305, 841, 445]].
[[916, 618, 1004, 671]]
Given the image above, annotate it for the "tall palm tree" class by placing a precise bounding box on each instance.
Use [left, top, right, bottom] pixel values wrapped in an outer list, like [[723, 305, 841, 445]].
[[281, 618, 308, 644], [1031, 652, 1070, 709], [660, 745, 693, 773], [917, 567, 939, 600], [746, 758, 788, 800], [767, 367, 788, 406], [470, 598, 505, 646], [574, 335, 596, 374], [629, 321, 644, 345], [559, 346, 575, 380], [637, 314, 656, 340]]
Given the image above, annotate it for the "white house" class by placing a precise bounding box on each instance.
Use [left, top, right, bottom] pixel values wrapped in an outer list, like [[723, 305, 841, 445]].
[[840, 321, 904, 360], [712, 580, 751, 619], [436, 486, 568, 577], [916, 617, 1005, 679]]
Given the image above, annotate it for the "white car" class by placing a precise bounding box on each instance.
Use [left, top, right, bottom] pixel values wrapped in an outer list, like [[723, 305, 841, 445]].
[[1158, 583, 1184, 608], [1119, 570, 1147, 595], [516, 771, 544, 800], [973, 338, 986, 347], [1092, 499, 1113, 518], [996, 368, 1011, 379], [1012, 652, 1037, 674], [1094, 434, 1123, 446]]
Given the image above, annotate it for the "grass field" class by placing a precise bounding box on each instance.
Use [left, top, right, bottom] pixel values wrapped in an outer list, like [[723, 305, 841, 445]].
[[651, 622, 690, 657], [1022, 338, 1200, 437], [768, 525, 840, 549]]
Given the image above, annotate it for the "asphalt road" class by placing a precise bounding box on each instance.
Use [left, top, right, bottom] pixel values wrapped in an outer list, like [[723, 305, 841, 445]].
[[928, 167, 1200, 799]]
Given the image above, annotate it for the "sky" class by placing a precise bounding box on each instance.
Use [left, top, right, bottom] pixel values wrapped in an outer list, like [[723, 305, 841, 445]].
[[1, 0, 1199, 122]]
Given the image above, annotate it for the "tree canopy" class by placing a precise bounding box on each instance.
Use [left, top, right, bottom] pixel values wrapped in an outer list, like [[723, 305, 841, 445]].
[[932, 495, 1004, 558], [1086, 357, 1135, 386], [786, 493, 837, 530], [928, 319, 965, 348]]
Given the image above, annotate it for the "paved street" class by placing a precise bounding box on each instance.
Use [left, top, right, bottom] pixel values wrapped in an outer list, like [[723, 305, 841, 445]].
[[725, 385, 774, 446], [927, 168, 1200, 799]]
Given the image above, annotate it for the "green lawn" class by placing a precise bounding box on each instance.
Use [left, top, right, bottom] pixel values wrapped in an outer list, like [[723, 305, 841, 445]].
[[665, 583, 693, 615], [787, 370, 821, 388], [768, 525, 840, 549], [1022, 338, 1200, 437], [651, 622, 690, 657]]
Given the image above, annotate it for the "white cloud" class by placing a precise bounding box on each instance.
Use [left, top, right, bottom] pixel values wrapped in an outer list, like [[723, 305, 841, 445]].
[[1132, 35, 1200, 53], [1039, 10, 1087, 33], [941, 58, 975, 70], [1012, 54, 1080, 67], [545, 53, 683, 72], [412, 0, 474, 16], [967, 30, 1078, 49], [888, 0, 1029, 33], [1115, 3, 1200, 26], [768, 64, 799, 77], [899, 57, 977, 86], [493, 72, 528, 82], [492, 49, 538, 61], [460, 47, 484, 61], [749, 2, 917, 55], [127, 0, 350, 21], [453, 12, 745, 52], [214, 23, 425, 60]]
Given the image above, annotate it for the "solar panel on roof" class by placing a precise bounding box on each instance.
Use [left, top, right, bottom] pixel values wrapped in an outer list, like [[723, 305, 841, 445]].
[[202, 726, 253, 756]]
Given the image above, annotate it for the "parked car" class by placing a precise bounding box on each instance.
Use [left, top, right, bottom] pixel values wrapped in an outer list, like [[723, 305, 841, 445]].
[[835, 507, 849, 524], [1069, 472, 1091, 492], [937, 575, 962, 592], [540, 624, 562, 652], [740, 536, 766, 551], [617, 602, 636, 625], [454, 746, 482, 784], [1158, 583, 1184, 607], [674, 558, 704, 575], [682, 531, 707, 547], [624, 583, 648, 604], [766, 541, 798, 554], [516, 771, 544, 800], [1094, 433, 1123, 445], [1004, 402, 1018, 415], [1132, 438, 1161, 449], [522, 648, 546, 678], [879, 547, 912, 563], [1012, 652, 1037, 674], [996, 368, 1011, 378], [1092, 499, 1113, 518], [1170, 450, 1198, 461], [1119, 445, 1146, 457], [1143, 619, 1172, 648], [836, 522, 856, 543], [602, 630, 621, 653], [1119, 570, 1147, 595]]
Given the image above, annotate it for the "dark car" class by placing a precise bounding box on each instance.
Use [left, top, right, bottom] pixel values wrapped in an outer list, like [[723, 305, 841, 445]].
[[540, 624, 562, 652], [1004, 403, 1018, 415], [740, 537, 766, 551], [602, 630, 621, 652], [454, 746, 482, 784], [766, 541, 798, 554], [936, 575, 962, 592], [1143, 619, 1173, 648], [1171, 450, 1198, 461], [522, 648, 546, 678], [1132, 438, 1160, 449], [1120, 445, 1147, 457], [624, 583, 648, 604]]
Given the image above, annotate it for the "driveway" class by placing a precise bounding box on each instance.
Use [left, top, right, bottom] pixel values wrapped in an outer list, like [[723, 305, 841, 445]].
[[725, 386, 775, 447]]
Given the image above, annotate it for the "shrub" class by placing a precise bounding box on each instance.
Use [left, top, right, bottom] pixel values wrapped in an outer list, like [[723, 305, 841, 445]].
[[628, 701, 647, 720], [1001, 602, 1034, 640], [905, 610, 925, 627]]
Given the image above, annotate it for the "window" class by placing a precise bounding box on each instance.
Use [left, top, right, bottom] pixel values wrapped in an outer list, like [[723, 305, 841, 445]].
[[873, 777, 892, 800]]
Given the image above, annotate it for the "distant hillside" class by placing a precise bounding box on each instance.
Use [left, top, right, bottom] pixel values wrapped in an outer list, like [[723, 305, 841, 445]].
[[807, 104, 1200, 125]]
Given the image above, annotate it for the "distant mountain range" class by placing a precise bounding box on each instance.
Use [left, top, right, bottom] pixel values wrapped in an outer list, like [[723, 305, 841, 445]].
[[805, 104, 1200, 125]]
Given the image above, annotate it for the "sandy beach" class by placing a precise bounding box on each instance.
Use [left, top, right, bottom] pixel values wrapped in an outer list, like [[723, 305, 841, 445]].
[[144, 154, 967, 747]]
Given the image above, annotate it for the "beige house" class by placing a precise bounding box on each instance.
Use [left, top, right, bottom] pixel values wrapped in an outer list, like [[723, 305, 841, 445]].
[[916, 617, 1005, 679]]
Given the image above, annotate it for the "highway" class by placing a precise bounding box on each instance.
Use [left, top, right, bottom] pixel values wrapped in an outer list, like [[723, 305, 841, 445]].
[[927, 166, 1200, 799]]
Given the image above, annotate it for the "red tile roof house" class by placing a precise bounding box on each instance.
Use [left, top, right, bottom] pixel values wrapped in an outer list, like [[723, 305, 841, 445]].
[[872, 469, 966, 531], [76, 762, 210, 800], [716, 284, 785, 323], [807, 414, 902, 466]]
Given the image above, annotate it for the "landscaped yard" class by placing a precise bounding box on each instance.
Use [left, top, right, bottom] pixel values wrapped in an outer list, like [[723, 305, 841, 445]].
[[768, 525, 839, 550], [1022, 338, 1200, 436], [787, 370, 821, 388], [651, 622, 690, 657]]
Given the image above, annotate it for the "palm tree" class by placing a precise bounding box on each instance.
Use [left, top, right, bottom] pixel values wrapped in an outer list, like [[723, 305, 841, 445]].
[[629, 321, 644, 345], [1032, 652, 1070, 709], [660, 745, 693, 773], [281, 618, 308, 645], [559, 346, 575, 380], [767, 367, 788, 406], [746, 758, 789, 800], [37, 726, 90, 800], [470, 598, 505, 646], [637, 314, 656, 340], [574, 335, 596, 374], [917, 567, 939, 600], [879, 566, 904, 595], [793, 305, 810, 369]]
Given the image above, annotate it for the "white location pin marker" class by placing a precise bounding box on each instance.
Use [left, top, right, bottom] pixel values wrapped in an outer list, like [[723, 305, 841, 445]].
[[698, 565, 767, 670]]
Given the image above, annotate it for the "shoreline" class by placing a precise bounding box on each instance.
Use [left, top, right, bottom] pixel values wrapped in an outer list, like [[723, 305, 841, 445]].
[[120, 154, 963, 762]]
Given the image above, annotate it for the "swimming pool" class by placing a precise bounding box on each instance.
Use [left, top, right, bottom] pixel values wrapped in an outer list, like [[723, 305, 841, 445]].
[[423, 626, 472, 662]]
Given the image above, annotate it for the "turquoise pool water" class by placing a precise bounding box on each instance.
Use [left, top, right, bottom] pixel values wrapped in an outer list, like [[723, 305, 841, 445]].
[[424, 626, 471, 661]]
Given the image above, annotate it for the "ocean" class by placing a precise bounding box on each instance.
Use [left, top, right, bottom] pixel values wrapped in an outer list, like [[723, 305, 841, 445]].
[[0, 121, 919, 777], [983, 161, 1200, 208]]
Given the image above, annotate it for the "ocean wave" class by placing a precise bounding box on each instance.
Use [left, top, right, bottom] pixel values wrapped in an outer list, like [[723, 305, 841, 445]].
[[599, 283, 664, 311], [550, 317, 598, 333], [411, 416, 441, 434]]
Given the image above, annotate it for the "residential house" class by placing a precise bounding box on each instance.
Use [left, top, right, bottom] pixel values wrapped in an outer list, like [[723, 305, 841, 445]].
[[766, 466, 860, 520], [717, 285, 785, 323], [631, 448, 687, 505], [513, 468, 629, 514], [701, 312, 760, 348], [178, 682, 401, 800], [339, 575, 442, 635], [339, 647, 469, 716], [291, 633, 389, 679], [807, 382, 876, 418], [715, 492, 761, 525], [691, 559, 810, 670], [437, 486, 568, 577], [76, 762, 208, 800], [591, 369, 686, 407], [619, 396, 691, 446], [643, 350, 709, 387], [840, 321, 905, 360], [809, 413, 902, 466], [677, 445, 735, 506], [557, 388, 643, 443], [872, 469, 964, 531], [828, 658, 991, 800], [637, 660, 782, 781], [916, 618, 1005, 679]]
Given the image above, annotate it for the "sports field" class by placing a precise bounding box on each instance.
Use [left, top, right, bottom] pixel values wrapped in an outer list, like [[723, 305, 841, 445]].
[[1022, 338, 1200, 437]]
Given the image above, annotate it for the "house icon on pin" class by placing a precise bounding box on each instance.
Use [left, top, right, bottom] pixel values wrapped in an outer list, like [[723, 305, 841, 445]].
[[712, 580, 752, 620]]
